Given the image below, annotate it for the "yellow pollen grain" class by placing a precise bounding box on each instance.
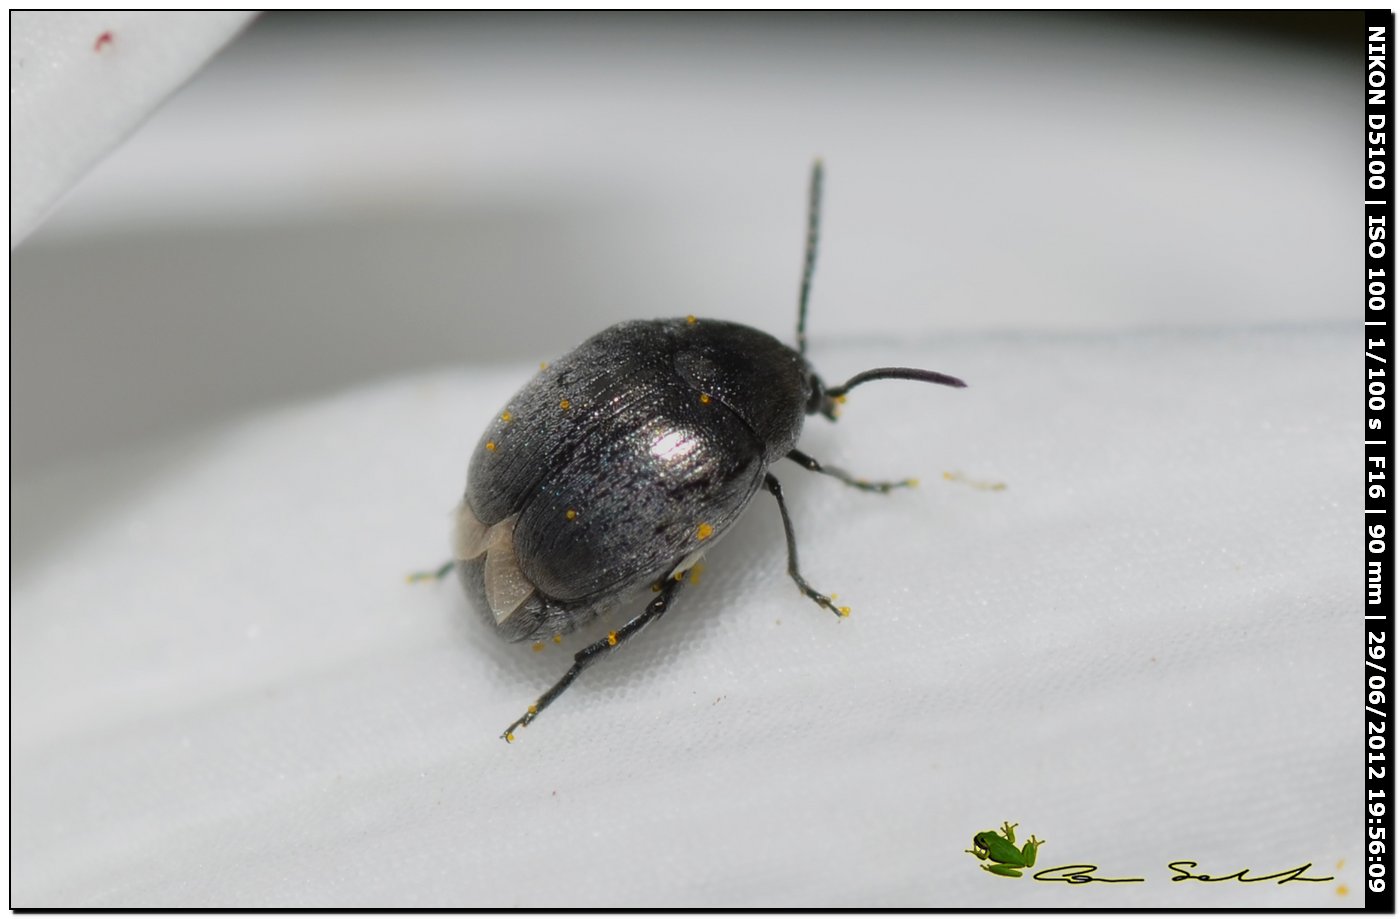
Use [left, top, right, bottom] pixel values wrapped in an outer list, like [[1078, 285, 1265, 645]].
[[552, 634, 563, 644], [531, 642, 543, 652], [559, 399, 571, 411], [686, 315, 697, 325], [906, 478, 920, 488], [528, 704, 538, 715], [696, 522, 714, 540], [699, 393, 712, 404], [565, 508, 577, 521], [501, 411, 513, 422], [838, 606, 852, 617], [485, 441, 498, 452], [540, 361, 549, 370], [607, 631, 618, 646], [829, 594, 839, 600], [689, 562, 706, 585], [505, 732, 516, 743], [674, 571, 684, 581], [1337, 885, 1349, 897], [835, 394, 847, 404]]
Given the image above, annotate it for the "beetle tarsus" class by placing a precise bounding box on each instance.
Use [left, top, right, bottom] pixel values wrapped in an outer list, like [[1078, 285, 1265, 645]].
[[500, 575, 687, 742]]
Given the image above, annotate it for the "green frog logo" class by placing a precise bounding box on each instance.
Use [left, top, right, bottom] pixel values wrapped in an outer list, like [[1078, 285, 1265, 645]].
[[966, 822, 1044, 878]]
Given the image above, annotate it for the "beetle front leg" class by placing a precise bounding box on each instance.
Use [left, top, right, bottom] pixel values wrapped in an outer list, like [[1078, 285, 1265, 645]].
[[764, 473, 848, 619], [786, 448, 917, 494], [501, 574, 686, 742]]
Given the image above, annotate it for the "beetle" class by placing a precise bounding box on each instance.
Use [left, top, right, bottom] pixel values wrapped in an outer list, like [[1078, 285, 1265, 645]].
[[434, 162, 966, 742]]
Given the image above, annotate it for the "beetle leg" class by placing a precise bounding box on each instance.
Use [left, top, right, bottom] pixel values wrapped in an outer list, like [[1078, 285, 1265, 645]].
[[406, 560, 454, 584], [501, 574, 686, 742], [764, 473, 849, 619], [786, 448, 917, 494]]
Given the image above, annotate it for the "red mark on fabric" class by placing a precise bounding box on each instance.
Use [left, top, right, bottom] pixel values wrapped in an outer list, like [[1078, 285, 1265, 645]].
[[94, 31, 114, 52]]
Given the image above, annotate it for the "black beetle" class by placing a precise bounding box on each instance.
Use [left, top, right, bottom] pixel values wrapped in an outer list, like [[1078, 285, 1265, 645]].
[[435, 162, 966, 742]]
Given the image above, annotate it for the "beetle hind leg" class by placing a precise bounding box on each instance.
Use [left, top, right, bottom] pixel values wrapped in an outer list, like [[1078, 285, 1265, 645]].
[[764, 473, 849, 619], [787, 448, 918, 494], [406, 560, 454, 583], [501, 574, 687, 742]]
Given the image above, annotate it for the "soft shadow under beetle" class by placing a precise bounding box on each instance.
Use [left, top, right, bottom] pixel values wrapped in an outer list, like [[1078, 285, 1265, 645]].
[[438, 162, 966, 742]]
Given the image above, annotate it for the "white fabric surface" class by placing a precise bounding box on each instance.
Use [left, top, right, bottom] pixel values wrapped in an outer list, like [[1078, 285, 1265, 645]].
[[11, 325, 1359, 907], [8, 11, 254, 246]]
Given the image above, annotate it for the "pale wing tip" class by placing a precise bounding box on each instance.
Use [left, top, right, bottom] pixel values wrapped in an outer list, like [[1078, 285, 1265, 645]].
[[484, 514, 534, 624], [454, 500, 490, 560]]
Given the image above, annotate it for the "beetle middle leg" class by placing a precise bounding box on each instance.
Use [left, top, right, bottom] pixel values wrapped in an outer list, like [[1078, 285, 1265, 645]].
[[501, 574, 687, 742], [786, 448, 917, 494], [764, 473, 849, 619]]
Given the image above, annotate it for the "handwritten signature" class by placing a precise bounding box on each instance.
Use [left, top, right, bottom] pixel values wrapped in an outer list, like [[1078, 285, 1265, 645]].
[[1166, 861, 1334, 885], [1027, 861, 1333, 885], [1031, 865, 1144, 884]]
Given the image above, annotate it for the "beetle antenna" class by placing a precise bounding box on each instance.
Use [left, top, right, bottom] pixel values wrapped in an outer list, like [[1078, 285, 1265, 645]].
[[796, 158, 823, 357], [826, 367, 968, 399]]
